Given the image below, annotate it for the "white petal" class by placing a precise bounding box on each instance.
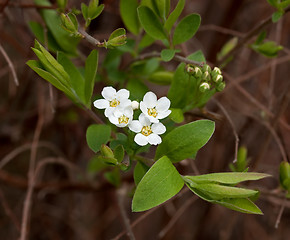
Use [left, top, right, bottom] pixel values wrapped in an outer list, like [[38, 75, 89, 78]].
[[104, 107, 115, 117], [143, 91, 157, 108], [140, 102, 147, 114], [139, 113, 151, 126], [123, 107, 133, 116], [134, 133, 148, 146], [152, 122, 166, 135], [93, 99, 109, 109], [156, 97, 170, 112], [102, 86, 116, 100], [108, 115, 119, 125], [129, 120, 142, 133], [116, 122, 128, 128], [119, 99, 132, 108], [157, 110, 171, 119], [116, 89, 130, 100], [147, 115, 159, 123], [113, 109, 123, 118], [147, 134, 162, 145]]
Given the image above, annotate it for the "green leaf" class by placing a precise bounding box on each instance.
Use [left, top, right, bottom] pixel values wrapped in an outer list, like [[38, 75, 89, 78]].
[[81, 3, 88, 19], [114, 145, 125, 163], [84, 50, 98, 107], [155, 0, 169, 19], [127, 79, 149, 101], [217, 37, 238, 61], [255, 31, 266, 45], [161, 49, 176, 62], [137, 6, 167, 40], [108, 28, 127, 47], [267, 0, 278, 7], [104, 168, 121, 187], [90, 4, 104, 20], [168, 50, 205, 108], [184, 172, 270, 185], [133, 161, 150, 185], [139, 33, 155, 49], [192, 183, 258, 200], [213, 198, 263, 215], [164, 0, 185, 32], [86, 124, 111, 153], [185, 182, 263, 214], [57, 52, 85, 103], [120, 0, 140, 35], [148, 71, 173, 85], [169, 108, 184, 123], [132, 156, 184, 212], [251, 41, 283, 58], [26, 60, 75, 100], [173, 13, 201, 45], [272, 11, 283, 23], [87, 155, 107, 174], [155, 120, 215, 163]]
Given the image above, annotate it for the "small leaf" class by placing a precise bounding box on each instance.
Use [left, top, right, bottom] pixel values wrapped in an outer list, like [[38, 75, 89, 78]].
[[104, 168, 121, 187], [272, 11, 283, 22], [169, 108, 184, 123], [120, 0, 140, 35], [217, 37, 238, 61], [90, 4, 104, 20], [132, 156, 184, 212], [137, 6, 167, 40], [251, 41, 283, 58], [155, 120, 215, 163], [173, 13, 201, 45], [184, 172, 270, 185], [164, 0, 185, 32], [86, 124, 111, 152], [108, 28, 127, 47], [114, 145, 125, 163], [161, 49, 176, 62], [133, 161, 150, 185], [81, 3, 88, 20], [84, 50, 98, 107], [148, 71, 173, 85]]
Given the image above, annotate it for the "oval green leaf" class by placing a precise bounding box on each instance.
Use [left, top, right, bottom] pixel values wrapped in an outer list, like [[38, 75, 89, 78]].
[[86, 124, 111, 153], [184, 172, 271, 185], [120, 0, 140, 35], [164, 0, 185, 32], [173, 13, 201, 45], [161, 49, 176, 62], [137, 6, 167, 40], [132, 156, 184, 212], [155, 120, 215, 162]]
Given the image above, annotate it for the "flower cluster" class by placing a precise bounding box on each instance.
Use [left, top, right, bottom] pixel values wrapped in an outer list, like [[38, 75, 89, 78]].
[[186, 64, 225, 92], [94, 87, 171, 146]]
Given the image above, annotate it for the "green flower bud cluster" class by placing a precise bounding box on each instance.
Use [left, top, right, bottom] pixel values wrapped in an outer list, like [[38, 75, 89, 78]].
[[186, 64, 226, 92]]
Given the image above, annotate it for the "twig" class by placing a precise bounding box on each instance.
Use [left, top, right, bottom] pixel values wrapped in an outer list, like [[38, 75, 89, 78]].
[[158, 196, 197, 239], [79, 29, 102, 47], [212, 98, 239, 163], [217, 7, 290, 65], [199, 24, 244, 38], [19, 85, 44, 240], [0, 187, 21, 232], [275, 194, 287, 228], [116, 186, 136, 240], [0, 42, 19, 86]]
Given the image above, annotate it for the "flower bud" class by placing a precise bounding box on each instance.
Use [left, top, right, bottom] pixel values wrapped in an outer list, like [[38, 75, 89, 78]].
[[186, 65, 195, 74], [194, 67, 203, 78], [202, 64, 211, 73], [199, 82, 210, 92], [100, 144, 115, 159], [216, 81, 226, 92], [212, 67, 222, 75], [280, 162, 290, 190], [213, 74, 223, 83], [131, 101, 139, 110], [202, 71, 211, 82]]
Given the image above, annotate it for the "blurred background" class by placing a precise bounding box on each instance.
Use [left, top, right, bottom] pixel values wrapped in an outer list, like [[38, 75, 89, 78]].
[[0, 0, 289, 239]]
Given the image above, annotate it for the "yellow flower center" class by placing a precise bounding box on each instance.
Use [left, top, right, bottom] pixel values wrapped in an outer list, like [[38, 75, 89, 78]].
[[118, 115, 129, 124], [141, 126, 152, 136], [110, 99, 120, 107], [148, 108, 158, 118]]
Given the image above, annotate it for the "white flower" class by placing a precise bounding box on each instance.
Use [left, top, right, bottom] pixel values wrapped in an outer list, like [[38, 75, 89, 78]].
[[108, 107, 133, 127], [129, 113, 166, 146], [140, 92, 171, 123], [93, 86, 131, 117]]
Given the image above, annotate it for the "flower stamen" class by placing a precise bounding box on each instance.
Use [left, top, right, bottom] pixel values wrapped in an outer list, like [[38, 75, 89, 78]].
[[110, 99, 120, 107], [141, 126, 152, 136], [147, 108, 158, 118], [118, 115, 129, 124]]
